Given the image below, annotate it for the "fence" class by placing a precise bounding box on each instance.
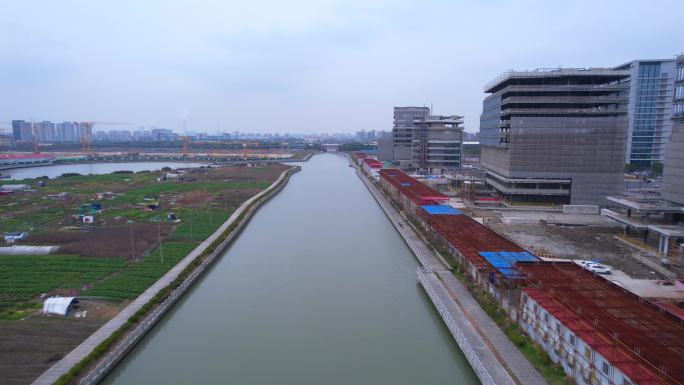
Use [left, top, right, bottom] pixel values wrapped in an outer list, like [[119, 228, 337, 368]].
[[78, 166, 300, 385], [416, 268, 497, 385]]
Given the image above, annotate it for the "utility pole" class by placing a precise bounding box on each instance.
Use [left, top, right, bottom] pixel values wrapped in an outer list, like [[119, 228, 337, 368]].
[[156, 215, 164, 264], [127, 220, 135, 261], [189, 217, 193, 241]]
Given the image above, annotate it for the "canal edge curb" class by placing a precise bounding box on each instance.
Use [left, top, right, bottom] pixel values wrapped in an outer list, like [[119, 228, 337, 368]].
[[347, 154, 546, 385], [33, 165, 301, 385]]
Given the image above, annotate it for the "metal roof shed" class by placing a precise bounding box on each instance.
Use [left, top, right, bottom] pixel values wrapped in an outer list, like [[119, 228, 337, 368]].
[[420, 205, 462, 215], [43, 297, 78, 316], [479, 251, 538, 279]]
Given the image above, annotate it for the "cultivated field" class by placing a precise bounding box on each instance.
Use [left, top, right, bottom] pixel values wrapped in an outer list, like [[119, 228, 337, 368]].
[[0, 163, 288, 384]]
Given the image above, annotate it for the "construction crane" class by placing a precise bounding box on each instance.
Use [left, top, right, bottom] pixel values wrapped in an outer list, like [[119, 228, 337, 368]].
[[241, 142, 259, 159], [181, 135, 189, 158], [33, 121, 40, 154]]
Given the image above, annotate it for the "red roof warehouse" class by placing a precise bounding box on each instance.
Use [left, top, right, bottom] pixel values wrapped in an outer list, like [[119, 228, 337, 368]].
[[379, 169, 449, 206]]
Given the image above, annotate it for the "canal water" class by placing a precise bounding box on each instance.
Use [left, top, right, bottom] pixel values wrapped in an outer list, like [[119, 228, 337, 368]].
[[4, 161, 207, 180], [101, 153, 478, 385]]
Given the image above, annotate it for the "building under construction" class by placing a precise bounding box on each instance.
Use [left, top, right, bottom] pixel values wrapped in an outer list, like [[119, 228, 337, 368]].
[[480, 68, 630, 206], [375, 166, 684, 385], [411, 114, 464, 175]]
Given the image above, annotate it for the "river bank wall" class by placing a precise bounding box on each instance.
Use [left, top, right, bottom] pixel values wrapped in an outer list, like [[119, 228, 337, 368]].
[[32, 165, 301, 385]]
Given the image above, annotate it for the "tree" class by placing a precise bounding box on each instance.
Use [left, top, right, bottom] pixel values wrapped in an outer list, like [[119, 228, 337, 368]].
[[650, 162, 664, 176], [624, 163, 637, 173]]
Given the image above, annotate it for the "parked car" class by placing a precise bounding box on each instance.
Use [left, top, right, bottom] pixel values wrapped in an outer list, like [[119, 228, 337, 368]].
[[576, 260, 612, 274]]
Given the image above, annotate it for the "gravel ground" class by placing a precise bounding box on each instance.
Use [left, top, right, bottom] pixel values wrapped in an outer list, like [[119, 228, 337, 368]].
[[489, 223, 664, 279]]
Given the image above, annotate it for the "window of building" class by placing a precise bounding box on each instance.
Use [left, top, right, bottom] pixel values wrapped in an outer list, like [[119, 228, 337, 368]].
[[675, 85, 684, 99], [623, 377, 634, 385], [584, 346, 592, 360], [544, 312, 549, 322], [602, 361, 610, 375], [555, 322, 561, 333], [569, 335, 576, 346]]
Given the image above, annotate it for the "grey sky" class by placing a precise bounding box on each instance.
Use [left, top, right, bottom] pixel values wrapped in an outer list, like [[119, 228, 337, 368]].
[[1, 0, 682, 134]]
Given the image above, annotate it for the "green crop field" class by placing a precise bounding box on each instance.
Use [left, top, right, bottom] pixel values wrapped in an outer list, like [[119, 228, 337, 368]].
[[0, 163, 288, 317], [0, 255, 125, 316], [85, 242, 199, 300]]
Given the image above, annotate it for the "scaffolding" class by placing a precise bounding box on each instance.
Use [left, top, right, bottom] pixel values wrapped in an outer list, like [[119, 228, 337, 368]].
[[517, 261, 684, 385]]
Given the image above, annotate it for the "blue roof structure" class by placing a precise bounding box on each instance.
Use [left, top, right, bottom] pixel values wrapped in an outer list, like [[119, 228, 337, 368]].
[[420, 205, 462, 215], [400, 182, 411, 186], [479, 251, 538, 279]]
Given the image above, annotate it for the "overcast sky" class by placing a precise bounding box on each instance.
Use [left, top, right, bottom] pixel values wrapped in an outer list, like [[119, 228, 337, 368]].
[[1, 0, 682, 134]]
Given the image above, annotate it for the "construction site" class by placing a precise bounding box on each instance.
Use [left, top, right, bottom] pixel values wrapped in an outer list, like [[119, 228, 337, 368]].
[[374, 164, 684, 385]]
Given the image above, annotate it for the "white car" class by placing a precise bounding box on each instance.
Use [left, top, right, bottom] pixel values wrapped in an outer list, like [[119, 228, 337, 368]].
[[576, 260, 612, 274]]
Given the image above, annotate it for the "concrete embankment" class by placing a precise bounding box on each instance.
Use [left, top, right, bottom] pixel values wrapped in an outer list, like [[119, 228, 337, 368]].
[[352, 162, 547, 385], [32, 166, 300, 385]]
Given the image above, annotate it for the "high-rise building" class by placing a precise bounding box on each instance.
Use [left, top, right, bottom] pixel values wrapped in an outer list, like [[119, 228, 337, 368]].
[[11, 120, 33, 142], [480, 68, 629, 206], [615, 59, 677, 168], [392, 107, 430, 165], [56, 122, 77, 142], [36, 121, 55, 142], [662, 55, 684, 205], [411, 114, 464, 175]]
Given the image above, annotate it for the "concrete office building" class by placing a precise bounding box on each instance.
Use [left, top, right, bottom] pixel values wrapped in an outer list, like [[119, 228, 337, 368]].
[[411, 114, 464, 175], [662, 55, 684, 205], [392, 107, 430, 166], [615, 59, 676, 168], [480, 68, 629, 206], [11, 120, 33, 142]]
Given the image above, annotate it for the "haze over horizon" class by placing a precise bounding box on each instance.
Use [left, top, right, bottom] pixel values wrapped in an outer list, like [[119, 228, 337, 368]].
[[1, 0, 682, 134]]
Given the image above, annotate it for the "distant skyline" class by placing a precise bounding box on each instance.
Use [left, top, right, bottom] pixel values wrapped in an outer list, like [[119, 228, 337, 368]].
[[1, 0, 682, 134]]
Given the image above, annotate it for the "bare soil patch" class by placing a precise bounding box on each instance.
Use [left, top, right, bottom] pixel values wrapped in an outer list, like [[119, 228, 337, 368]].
[[27, 224, 170, 259], [0, 316, 104, 385]]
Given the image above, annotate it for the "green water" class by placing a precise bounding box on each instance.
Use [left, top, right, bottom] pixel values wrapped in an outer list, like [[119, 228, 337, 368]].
[[101, 153, 479, 385]]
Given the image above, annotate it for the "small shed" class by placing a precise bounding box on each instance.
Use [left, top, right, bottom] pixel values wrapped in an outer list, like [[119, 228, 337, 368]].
[[0, 184, 29, 192], [43, 297, 79, 316], [3, 232, 28, 243]]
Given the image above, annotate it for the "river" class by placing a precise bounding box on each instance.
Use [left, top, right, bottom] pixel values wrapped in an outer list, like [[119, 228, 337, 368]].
[[100, 153, 478, 385], [3, 162, 207, 180]]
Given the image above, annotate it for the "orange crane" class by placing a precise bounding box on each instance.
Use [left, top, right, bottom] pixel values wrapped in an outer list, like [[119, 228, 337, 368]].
[[32, 122, 40, 154], [241, 142, 259, 159], [182, 135, 189, 157]]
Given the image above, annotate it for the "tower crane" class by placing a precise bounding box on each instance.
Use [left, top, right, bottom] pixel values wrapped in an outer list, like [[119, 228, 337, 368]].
[[182, 135, 189, 158], [241, 142, 259, 159]]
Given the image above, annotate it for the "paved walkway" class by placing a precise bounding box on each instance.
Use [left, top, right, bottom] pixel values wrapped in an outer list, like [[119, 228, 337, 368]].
[[355, 167, 547, 385], [356, 170, 446, 272], [32, 168, 294, 385], [437, 271, 547, 385]]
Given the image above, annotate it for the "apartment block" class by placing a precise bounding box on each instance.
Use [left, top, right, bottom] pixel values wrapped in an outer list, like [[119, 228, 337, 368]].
[[411, 114, 464, 175], [11, 120, 33, 142], [480, 68, 630, 206]]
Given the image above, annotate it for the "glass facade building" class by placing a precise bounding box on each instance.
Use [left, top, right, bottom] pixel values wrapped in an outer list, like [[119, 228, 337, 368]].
[[615, 59, 676, 168]]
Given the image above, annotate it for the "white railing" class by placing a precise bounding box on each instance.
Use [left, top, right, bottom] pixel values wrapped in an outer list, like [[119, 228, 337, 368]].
[[416, 268, 497, 385]]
